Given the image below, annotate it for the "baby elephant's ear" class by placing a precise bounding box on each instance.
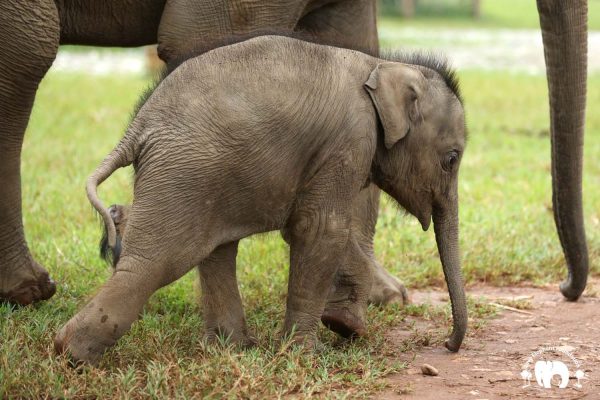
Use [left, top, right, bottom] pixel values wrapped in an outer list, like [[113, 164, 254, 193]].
[[364, 63, 424, 149]]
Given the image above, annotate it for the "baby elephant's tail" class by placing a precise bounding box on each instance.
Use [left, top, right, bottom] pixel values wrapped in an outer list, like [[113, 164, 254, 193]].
[[86, 138, 136, 251]]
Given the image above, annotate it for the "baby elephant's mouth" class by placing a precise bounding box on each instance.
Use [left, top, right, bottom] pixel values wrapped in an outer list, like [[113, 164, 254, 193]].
[[418, 212, 431, 231], [407, 193, 433, 231]]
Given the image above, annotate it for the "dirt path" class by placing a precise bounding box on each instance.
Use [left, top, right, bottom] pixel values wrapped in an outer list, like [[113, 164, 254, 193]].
[[379, 283, 600, 399]]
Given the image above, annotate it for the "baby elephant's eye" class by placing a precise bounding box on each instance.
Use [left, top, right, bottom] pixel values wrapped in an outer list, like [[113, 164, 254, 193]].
[[443, 150, 460, 171]]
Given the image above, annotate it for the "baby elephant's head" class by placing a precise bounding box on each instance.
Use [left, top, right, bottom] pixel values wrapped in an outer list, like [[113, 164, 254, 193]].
[[99, 204, 131, 268], [365, 58, 467, 352], [365, 60, 466, 231]]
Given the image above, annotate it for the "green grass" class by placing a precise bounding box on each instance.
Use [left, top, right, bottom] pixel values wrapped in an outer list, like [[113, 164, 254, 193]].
[[1, 70, 598, 398], [379, 0, 600, 30]]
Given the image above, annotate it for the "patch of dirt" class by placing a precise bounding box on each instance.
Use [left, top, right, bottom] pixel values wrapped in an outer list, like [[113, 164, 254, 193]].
[[379, 282, 600, 399]]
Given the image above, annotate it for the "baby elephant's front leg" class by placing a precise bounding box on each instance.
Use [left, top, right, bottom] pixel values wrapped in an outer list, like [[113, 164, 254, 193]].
[[283, 210, 351, 346], [322, 235, 373, 338]]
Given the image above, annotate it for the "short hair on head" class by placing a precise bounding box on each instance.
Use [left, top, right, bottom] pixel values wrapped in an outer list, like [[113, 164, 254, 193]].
[[380, 50, 463, 105]]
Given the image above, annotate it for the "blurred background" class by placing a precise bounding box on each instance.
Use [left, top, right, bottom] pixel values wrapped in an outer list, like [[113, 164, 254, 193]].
[[378, 0, 600, 73]]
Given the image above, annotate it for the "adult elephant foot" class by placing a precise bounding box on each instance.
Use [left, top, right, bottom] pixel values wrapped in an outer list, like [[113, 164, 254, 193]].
[[0, 255, 56, 306], [368, 261, 409, 306], [0, 0, 60, 306]]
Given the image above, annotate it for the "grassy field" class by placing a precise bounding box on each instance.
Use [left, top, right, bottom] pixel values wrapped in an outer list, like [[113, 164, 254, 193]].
[[380, 0, 600, 30], [0, 68, 598, 398]]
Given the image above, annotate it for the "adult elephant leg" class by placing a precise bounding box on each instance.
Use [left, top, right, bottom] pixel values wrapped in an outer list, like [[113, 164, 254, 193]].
[[0, 0, 60, 305], [537, 0, 589, 300], [198, 241, 255, 347], [55, 0, 164, 46]]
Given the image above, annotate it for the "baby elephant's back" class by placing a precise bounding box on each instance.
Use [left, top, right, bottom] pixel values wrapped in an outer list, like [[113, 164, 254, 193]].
[[142, 35, 370, 164], [161, 35, 370, 125]]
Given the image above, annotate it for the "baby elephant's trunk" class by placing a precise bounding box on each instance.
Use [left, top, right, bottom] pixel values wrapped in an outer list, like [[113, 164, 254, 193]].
[[432, 200, 467, 352], [87, 138, 136, 251]]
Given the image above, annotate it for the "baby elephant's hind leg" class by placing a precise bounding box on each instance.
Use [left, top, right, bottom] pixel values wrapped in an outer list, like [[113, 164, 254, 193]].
[[54, 256, 177, 365], [198, 241, 255, 347], [55, 203, 211, 365]]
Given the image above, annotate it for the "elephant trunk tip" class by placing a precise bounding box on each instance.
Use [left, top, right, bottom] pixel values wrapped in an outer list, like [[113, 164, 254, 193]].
[[560, 274, 588, 301], [444, 332, 464, 353]]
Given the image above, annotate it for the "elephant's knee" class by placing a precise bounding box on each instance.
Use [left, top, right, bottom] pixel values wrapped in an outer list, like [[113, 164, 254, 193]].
[[289, 211, 350, 252]]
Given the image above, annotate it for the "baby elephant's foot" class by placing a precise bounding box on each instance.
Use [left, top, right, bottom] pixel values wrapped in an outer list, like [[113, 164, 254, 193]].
[[54, 319, 112, 366], [321, 304, 366, 338], [281, 311, 326, 352], [204, 326, 257, 349], [368, 264, 409, 306], [54, 302, 131, 366]]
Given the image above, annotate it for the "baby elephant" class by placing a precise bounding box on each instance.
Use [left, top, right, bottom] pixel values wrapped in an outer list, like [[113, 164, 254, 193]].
[[55, 35, 467, 364]]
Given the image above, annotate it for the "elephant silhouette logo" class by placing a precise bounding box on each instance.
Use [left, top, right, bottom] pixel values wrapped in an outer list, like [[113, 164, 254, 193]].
[[534, 360, 569, 388], [520, 369, 532, 387], [520, 345, 585, 390]]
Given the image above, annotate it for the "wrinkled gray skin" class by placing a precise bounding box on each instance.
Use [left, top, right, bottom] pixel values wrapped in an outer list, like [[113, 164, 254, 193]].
[[0, 0, 411, 308], [54, 36, 467, 365]]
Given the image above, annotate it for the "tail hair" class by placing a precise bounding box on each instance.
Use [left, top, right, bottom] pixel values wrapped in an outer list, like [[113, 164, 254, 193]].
[[99, 213, 122, 268], [87, 140, 136, 263]]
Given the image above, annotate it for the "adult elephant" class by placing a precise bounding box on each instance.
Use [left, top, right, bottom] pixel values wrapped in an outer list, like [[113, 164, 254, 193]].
[[0, 0, 589, 304]]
